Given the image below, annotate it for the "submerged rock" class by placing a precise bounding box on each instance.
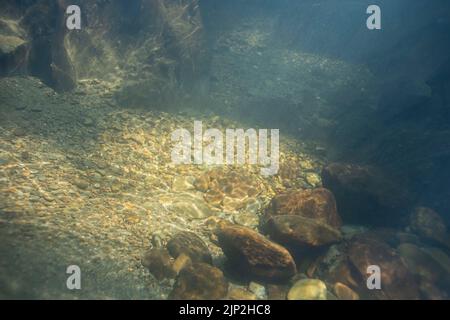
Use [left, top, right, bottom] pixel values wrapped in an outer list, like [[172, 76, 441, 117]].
[[167, 231, 212, 264], [227, 287, 257, 300], [248, 282, 267, 300], [266, 188, 342, 228], [314, 244, 361, 290], [141, 248, 176, 280], [348, 237, 420, 300], [397, 243, 448, 284], [321, 163, 411, 227], [266, 284, 289, 300], [172, 254, 192, 274], [333, 282, 360, 300], [216, 223, 297, 282], [266, 215, 342, 249], [287, 279, 328, 300], [169, 263, 228, 300], [409, 207, 448, 246]]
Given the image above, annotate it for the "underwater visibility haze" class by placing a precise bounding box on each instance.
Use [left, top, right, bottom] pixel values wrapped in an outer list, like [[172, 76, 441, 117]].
[[0, 0, 450, 300]]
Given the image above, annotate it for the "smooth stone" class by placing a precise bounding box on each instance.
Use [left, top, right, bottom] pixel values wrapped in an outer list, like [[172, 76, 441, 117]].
[[287, 279, 328, 300], [169, 263, 228, 300], [227, 287, 257, 300], [333, 282, 360, 300], [248, 282, 267, 300], [73, 179, 90, 190]]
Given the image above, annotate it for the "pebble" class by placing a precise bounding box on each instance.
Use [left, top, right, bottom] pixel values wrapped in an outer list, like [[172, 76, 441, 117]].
[[248, 282, 267, 300], [228, 287, 257, 300], [287, 279, 328, 300]]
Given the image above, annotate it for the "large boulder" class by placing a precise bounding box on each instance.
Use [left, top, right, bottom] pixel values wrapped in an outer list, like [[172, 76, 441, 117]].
[[169, 263, 228, 300], [321, 163, 412, 227], [21, 1, 76, 92], [216, 223, 297, 282], [0, 18, 28, 75], [266, 188, 342, 228], [266, 215, 342, 249]]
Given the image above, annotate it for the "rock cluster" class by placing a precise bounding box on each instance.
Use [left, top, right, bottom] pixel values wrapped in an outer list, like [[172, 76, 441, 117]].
[[142, 161, 450, 300], [1, 76, 448, 300]]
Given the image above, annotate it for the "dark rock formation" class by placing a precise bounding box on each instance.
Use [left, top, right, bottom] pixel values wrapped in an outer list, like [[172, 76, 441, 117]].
[[321, 163, 412, 227], [409, 206, 449, 247], [21, 0, 76, 92]]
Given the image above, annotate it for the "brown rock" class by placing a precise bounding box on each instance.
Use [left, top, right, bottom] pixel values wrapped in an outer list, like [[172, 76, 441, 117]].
[[216, 224, 297, 282], [141, 248, 176, 280], [397, 243, 445, 283], [172, 253, 192, 274], [266, 215, 342, 249], [267, 188, 342, 228], [334, 282, 360, 300], [267, 284, 288, 300], [314, 244, 361, 290], [227, 287, 257, 300], [321, 163, 412, 226], [169, 263, 228, 300], [167, 231, 212, 264], [348, 237, 420, 300]]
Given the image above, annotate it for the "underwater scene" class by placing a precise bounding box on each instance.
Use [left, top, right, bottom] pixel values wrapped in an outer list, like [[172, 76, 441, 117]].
[[0, 0, 450, 301]]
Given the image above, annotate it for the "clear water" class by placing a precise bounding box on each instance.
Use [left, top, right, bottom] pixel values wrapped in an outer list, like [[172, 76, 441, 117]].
[[0, 0, 449, 300]]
